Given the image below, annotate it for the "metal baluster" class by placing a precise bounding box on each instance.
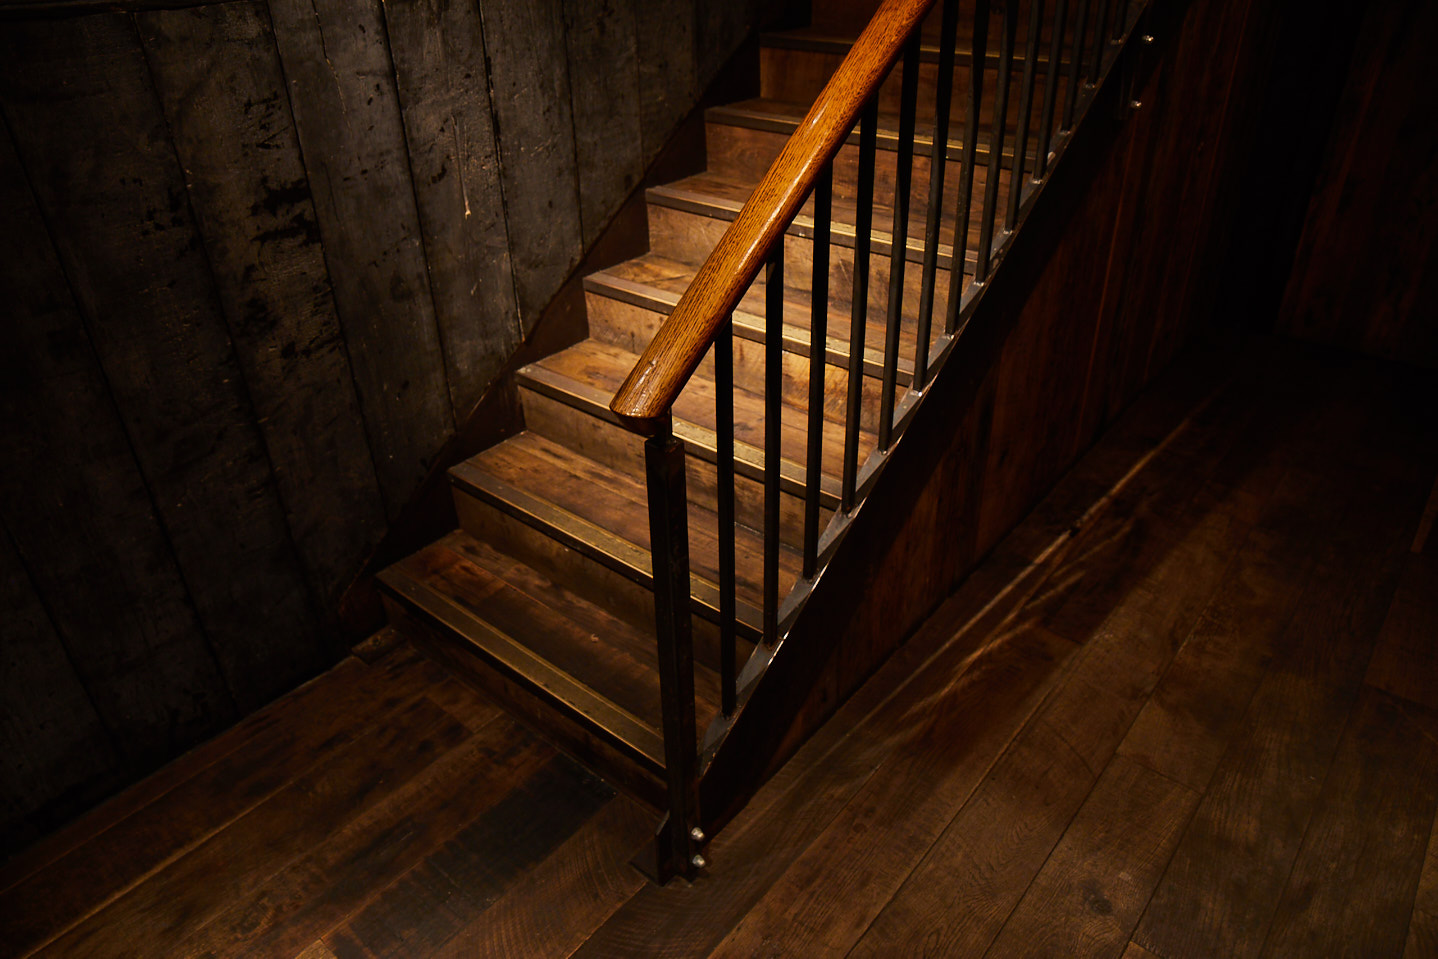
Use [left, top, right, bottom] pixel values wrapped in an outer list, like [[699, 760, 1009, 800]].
[[764, 243, 783, 646], [803, 165, 832, 578], [1008, 0, 1046, 230], [914, 0, 958, 391], [1063, 0, 1091, 130], [943, 0, 989, 335], [1090, 0, 1111, 81], [645, 420, 698, 881], [1112, 0, 1128, 40], [879, 36, 920, 452], [714, 315, 736, 716], [842, 100, 878, 512], [976, 0, 1016, 279], [1036, 0, 1068, 178]]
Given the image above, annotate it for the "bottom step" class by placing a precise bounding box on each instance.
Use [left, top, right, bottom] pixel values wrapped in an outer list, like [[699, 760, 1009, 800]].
[[378, 531, 722, 809]]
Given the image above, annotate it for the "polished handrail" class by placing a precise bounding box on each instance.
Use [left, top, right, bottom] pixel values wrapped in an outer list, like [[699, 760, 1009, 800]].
[[608, 0, 936, 432]]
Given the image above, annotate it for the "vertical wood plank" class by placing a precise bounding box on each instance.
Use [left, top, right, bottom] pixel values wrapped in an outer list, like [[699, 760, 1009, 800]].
[[0, 13, 323, 714], [267, 0, 455, 513], [383, 0, 522, 418], [694, 0, 755, 90], [634, 0, 697, 162], [478, 0, 583, 328], [0, 525, 122, 858], [0, 59, 235, 762], [135, 0, 387, 611], [562, 0, 644, 247]]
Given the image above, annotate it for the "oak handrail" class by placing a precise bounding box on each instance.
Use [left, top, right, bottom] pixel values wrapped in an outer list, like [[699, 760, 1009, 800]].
[[608, 0, 937, 432]]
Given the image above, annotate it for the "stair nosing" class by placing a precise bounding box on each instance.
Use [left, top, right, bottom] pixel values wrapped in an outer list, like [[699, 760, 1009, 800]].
[[448, 456, 768, 640], [645, 179, 971, 272], [758, 29, 1065, 70], [583, 267, 916, 385], [377, 563, 668, 774], [516, 358, 845, 508]]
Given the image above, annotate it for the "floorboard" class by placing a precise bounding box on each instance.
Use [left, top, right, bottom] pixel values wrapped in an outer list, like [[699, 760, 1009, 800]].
[[1, 338, 1432, 959]]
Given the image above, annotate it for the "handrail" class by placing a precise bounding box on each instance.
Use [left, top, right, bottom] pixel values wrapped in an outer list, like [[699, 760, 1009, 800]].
[[608, 0, 937, 433]]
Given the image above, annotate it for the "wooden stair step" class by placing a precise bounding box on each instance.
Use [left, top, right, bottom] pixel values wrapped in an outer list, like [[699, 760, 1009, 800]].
[[759, 24, 1071, 121], [451, 428, 803, 637], [378, 531, 681, 805], [522, 338, 874, 502]]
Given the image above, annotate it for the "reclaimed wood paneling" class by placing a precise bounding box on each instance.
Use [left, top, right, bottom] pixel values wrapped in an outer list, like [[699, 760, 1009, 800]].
[[135, 0, 388, 611], [267, 0, 455, 513], [481, 0, 584, 328], [0, 115, 235, 769], [384, 0, 523, 419], [635, 0, 698, 162], [1277, 0, 1438, 370], [563, 0, 644, 247], [0, 13, 323, 715]]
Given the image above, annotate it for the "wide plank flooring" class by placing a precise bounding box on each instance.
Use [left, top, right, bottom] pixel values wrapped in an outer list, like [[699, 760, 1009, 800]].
[[2, 333, 1434, 958]]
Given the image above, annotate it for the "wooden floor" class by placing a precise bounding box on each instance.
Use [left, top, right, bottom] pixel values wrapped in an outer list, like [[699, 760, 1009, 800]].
[[2, 333, 1436, 959]]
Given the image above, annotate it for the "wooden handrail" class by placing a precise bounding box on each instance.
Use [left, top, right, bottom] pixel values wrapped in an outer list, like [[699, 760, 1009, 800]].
[[608, 0, 936, 433]]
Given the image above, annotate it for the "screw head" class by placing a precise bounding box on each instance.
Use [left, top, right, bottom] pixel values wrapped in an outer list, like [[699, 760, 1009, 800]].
[[1141, 33, 1155, 44], [691, 854, 707, 869], [690, 827, 705, 843]]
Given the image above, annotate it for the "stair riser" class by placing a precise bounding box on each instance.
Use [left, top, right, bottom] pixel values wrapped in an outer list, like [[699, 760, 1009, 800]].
[[452, 489, 738, 672], [383, 595, 667, 809], [706, 118, 1016, 215], [521, 386, 830, 546], [586, 292, 890, 433], [647, 202, 959, 337], [761, 47, 1067, 127]]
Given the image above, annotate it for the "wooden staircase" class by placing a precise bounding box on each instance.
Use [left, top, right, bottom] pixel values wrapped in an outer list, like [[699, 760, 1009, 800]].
[[379, 0, 1106, 879]]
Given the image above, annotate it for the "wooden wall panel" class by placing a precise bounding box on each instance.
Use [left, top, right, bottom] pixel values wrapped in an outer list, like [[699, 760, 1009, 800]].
[[480, 0, 584, 328], [0, 527, 122, 854], [1278, 0, 1438, 370], [384, 0, 523, 419], [135, 1, 388, 612], [0, 120, 236, 767], [635, 0, 698, 162], [267, 0, 455, 513], [0, 15, 322, 713], [563, 0, 644, 247]]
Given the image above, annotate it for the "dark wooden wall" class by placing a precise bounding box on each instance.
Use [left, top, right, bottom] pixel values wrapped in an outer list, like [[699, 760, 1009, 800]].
[[0, 0, 756, 858], [1276, 0, 1438, 370]]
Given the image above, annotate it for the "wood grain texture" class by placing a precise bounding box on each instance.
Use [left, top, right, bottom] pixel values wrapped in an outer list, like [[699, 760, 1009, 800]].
[[563, 0, 644, 247], [135, 0, 388, 611], [0, 80, 234, 770], [384, 0, 522, 419], [635, 0, 698, 162], [1406, 804, 1438, 958], [0, 526, 121, 857], [0, 12, 323, 714], [479, 0, 583, 328], [267, 0, 454, 514], [1259, 689, 1438, 958]]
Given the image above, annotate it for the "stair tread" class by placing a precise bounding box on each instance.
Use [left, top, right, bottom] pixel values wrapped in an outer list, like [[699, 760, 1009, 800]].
[[529, 338, 878, 486], [588, 251, 931, 378], [650, 170, 998, 269], [708, 97, 1035, 164], [464, 429, 803, 614], [382, 532, 702, 769]]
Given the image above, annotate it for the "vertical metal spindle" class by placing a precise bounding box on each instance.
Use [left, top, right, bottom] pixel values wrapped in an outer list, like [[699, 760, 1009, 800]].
[[914, 0, 958, 390], [1063, 0, 1091, 130], [842, 99, 878, 512], [943, 0, 989, 335], [645, 421, 698, 881], [763, 243, 783, 646], [879, 36, 920, 452], [1089, 0, 1111, 81], [976, 0, 1016, 280], [1008, 0, 1045, 230], [713, 316, 736, 717], [803, 165, 832, 578], [1036, 0, 1068, 178], [1112, 0, 1128, 40]]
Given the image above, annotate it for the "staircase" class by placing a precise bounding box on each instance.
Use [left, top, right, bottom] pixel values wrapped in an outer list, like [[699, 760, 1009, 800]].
[[379, 0, 1136, 881]]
